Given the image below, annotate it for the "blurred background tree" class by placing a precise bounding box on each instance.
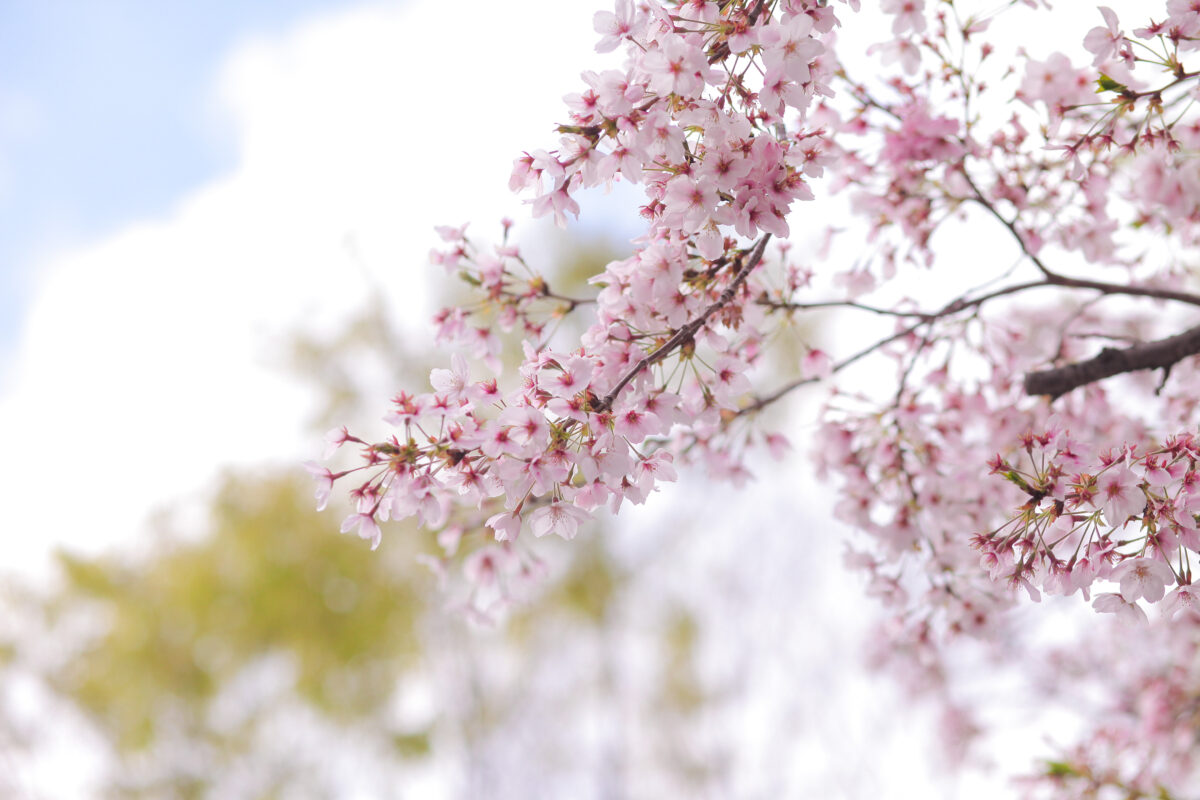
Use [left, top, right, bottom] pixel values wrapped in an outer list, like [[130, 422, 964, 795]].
[[0, 233, 761, 799]]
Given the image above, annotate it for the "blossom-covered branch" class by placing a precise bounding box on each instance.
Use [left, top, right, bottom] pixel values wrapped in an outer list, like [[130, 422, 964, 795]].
[[312, 2, 1200, 791], [595, 233, 770, 413]]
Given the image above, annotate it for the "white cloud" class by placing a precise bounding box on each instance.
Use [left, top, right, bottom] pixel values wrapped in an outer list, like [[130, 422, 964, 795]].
[[0, 0, 610, 574]]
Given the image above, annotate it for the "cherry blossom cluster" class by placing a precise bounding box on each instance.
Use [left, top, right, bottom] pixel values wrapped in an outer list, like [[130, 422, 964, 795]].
[[314, 0, 847, 611], [426, 221, 594, 374], [797, 1, 1200, 619], [512, 0, 833, 246], [312, 0, 1200, 628], [795, 2, 1200, 782], [975, 422, 1200, 621], [306, 0, 1200, 786], [1028, 4, 1200, 247]]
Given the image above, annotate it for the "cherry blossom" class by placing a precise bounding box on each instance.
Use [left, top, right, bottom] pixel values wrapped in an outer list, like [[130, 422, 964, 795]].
[[339, 512, 382, 551], [1111, 557, 1176, 603], [592, 0, 635, 53], [529, 501, 590, 540], [1083, 7, 1132, 66]]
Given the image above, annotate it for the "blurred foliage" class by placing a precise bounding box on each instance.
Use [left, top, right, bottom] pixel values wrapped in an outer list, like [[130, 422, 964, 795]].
[[523, 539, 621, 627], [662, 608, 704, 713], [48, 474, 426, 752], [288, 291, 412, 432]]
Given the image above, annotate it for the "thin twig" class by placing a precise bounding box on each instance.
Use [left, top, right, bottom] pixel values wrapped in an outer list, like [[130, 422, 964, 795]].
[[961, 168, 1200, 307], [737, 321, 920, 416], [736, 279, 1057, 416], [756, 297, 925, 318]]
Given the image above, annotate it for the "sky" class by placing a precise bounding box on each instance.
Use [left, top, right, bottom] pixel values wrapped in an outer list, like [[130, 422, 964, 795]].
[[0, 0, 373, 373], [0, 0, 648, 382]]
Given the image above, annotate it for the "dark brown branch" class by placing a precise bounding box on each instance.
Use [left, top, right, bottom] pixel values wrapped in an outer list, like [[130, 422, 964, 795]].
[[741, 274, 1200, 416], [747, 0, 770, 25], [1042, 273, 1200, 308], [1025, 321, 1200, 399], [595, 234, 771, 413], [735, 169, 1200, 412]]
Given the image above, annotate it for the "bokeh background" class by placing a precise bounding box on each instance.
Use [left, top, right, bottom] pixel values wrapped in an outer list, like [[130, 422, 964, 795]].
[[0, 2, 1148, 797]]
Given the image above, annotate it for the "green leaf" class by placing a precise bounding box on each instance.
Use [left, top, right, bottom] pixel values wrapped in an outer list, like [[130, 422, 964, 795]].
[[1096, 73, 1125, 94], [1002, 470, 1034, 494], [1043, 760, 1080, 777]]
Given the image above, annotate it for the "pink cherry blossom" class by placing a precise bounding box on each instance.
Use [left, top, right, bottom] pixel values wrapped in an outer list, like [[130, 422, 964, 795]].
[[593, 0, 636, 53], [1092, 592, 1148, 624], [1096, 465, 1144, 527], [881, 0, 926, 36], [304, 462, 335, 512], [429, 353, 471, 401], [758, 15, 823, 84], [485, 510, 522, 543], [340, 513, 382, 551], [1111, 557, 1176, 603], [323, 426, 354, 459], [801, 348, 832, 379], [529, 501, 590, 540], [1160, 584, 1200, 618], [642, 33, 712, 99], [1083, 6, 1132, 66]]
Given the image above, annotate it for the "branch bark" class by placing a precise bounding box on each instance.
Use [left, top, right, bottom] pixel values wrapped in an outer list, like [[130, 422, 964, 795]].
[[1024, 321, 1200, 400]]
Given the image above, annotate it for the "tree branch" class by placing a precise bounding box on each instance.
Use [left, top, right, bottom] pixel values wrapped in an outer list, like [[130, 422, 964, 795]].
[[736, 321, 919, 416], [1042, 273, 1200, 308], [960, 168, 1200, 308], [738, 281, 1049, 416], [595, 234, 771, 413], [1024, 321, 1200, 400]]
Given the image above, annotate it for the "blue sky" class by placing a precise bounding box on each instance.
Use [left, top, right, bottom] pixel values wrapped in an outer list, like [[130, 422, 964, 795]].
[[0, 0, 367, 370]]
